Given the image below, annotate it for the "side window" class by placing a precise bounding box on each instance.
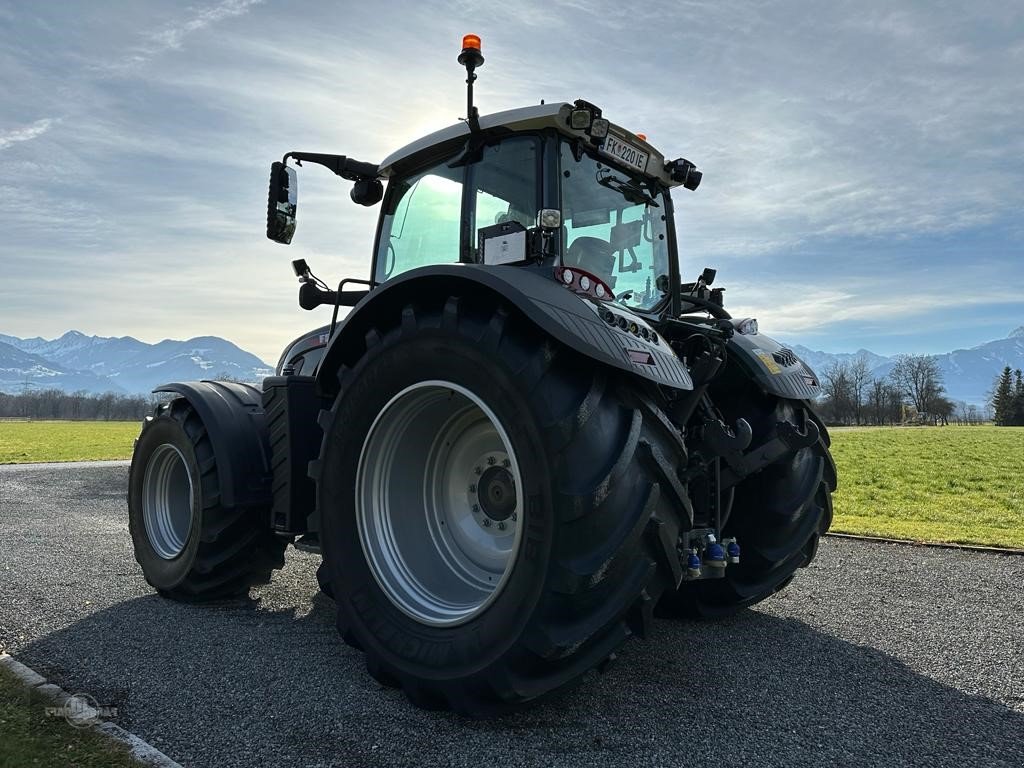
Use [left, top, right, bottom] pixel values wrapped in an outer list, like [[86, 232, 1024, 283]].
[[469, 138, 539, 261], [374, 137, 539, 283], [376, 166, 463, 283]]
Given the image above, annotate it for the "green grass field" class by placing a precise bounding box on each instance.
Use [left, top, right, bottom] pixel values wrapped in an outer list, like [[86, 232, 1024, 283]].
[[829, 426, 1024, 549], [0, 421, 139, 464], [1, 420, 1021, 548], [0, 664, 139, 767]]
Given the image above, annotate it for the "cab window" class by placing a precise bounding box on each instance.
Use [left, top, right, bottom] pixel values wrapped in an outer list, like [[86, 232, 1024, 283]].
[[375, 164, 463, 283], [375, 137, 540, 283], [468, 138, 539, 260], [560, 142, 671, 311]]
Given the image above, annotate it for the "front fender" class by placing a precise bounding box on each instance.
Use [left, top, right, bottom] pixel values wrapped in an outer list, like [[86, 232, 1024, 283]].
[[315, 264, 694, 393], [726, 332, 822, 400], [152, 381, 272, 510]]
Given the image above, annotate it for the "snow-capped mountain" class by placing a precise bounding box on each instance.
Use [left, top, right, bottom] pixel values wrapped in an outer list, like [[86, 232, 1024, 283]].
[[0, 340, 128, 395], [785, 327, 1024, 405], [789, 346, 892, 378], [2, 327, 1020, 404], [932, 332, 1024, 405], [0, 331, 273, 395]]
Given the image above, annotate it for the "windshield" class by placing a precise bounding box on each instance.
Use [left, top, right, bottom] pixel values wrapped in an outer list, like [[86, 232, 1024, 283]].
[[559, 141, 672, 312]]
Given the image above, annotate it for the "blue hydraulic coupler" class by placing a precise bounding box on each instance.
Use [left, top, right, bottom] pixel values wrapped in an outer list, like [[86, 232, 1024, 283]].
[[727, 540, 741, 564], [705, 540, 726, 568], [686, 549, 702, 578]]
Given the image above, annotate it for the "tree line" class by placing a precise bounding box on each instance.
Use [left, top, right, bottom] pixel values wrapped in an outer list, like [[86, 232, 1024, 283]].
[[2, 366, 1018, 427], [816, 353, 985, 426], [992, 367, 1024, 426], [0, 389, 159, 421]]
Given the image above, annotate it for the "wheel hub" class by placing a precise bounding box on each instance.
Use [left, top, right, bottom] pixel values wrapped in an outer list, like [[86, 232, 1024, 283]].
[[356, 381, 524, 627], [475, 464, 516, 522], [141, 443, 194, 560]]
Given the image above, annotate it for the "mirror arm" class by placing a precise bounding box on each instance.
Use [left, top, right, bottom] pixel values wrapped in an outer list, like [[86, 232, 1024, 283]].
[[283, 152, 379, 182]]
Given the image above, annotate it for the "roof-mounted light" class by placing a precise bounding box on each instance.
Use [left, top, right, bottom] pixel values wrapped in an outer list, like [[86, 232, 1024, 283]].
[[458, 34, 484, 132], [569, 108, 591, 130], [568, 99, 610, 142]]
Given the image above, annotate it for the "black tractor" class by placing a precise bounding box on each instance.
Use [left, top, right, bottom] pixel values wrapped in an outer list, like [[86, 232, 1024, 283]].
[[127, 36, 835, 715]]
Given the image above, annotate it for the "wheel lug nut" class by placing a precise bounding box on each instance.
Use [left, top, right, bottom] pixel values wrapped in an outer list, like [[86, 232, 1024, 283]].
[[469, 484, 476, 493], [474, 466, 482, 475], [487, 456, 496, 466], [472, 504, 480, 513], [511, 513, 517, 521], [497, 522, 506, 531], [483, 518, 491, 527], [502, 458, 510, 468]]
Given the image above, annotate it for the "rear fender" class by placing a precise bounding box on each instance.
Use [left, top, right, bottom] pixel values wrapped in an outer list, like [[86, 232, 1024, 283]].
[[315, 264, 694, 394], [151, 381, 272, 510]]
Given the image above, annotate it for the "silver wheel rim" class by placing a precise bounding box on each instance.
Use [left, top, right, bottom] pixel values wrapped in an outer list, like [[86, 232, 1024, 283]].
[[142, 443, 194, 559], [356, 381, 524, 627]]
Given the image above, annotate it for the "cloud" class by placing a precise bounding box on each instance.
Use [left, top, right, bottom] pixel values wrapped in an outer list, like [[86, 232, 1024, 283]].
[[109, 0, 264, 71], [724, 271, 1024, 357], [0, 118, 55, 151], [1, 1, 1022, 365], [149, 0, 262, 50]]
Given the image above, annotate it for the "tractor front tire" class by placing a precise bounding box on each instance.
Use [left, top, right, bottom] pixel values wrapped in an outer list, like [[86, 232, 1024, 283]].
[[662, 388, 835, 618], [314, 297, 690, 715], [128, 399, 287, 601]]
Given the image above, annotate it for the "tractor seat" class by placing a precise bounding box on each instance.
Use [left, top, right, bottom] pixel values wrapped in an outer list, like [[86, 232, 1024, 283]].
[[566, 236, 616, 288]]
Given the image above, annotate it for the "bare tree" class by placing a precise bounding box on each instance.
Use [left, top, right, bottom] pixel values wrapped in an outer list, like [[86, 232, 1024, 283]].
[[888, 354, 945, 415], [821, 361, 854, 424], [849, 355, 872, 425]]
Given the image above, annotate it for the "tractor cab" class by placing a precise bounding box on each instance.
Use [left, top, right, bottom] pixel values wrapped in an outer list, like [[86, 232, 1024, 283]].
[[267, 35, 701, 325], [371, 100, 698, 316]]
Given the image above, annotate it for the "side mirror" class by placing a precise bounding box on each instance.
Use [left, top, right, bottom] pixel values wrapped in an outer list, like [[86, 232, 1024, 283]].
[[267, 162, 297, 244]]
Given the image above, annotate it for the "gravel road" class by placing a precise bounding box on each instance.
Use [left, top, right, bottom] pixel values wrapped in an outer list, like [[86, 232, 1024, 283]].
[[1, 462, 1021, 768]]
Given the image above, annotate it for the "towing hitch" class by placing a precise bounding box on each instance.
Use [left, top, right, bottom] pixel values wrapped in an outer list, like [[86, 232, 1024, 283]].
[[717, 418, 820, 489]]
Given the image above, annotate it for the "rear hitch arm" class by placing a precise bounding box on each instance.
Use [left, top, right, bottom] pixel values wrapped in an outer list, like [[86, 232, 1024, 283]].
[[718, 419, 820, 490]]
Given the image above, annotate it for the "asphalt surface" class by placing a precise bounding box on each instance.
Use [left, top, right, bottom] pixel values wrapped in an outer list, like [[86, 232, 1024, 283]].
[[0, 462, 1021, 768]]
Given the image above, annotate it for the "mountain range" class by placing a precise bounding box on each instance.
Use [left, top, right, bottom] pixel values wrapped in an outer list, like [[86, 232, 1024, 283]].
[[790, 325, 1024, 406], [0, 331, 273, 396], [1, 327, 1022, 405]]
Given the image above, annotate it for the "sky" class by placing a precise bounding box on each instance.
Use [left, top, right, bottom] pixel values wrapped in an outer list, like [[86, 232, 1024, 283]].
[[1, 0, 1021, 365]]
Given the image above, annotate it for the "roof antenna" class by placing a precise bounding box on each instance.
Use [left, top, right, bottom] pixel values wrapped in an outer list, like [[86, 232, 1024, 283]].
[[458, 34, 484, 133]]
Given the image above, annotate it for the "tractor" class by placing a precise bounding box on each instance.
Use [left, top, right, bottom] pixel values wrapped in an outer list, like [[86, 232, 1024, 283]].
[[127, 36, 835, 715]]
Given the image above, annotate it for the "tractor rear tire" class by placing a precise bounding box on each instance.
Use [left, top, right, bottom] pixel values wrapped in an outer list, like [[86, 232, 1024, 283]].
[[128, 398, 287, 601], [661, 388, 835, 618], [314, 297, 689, 715], [316, 561, 334, 599]]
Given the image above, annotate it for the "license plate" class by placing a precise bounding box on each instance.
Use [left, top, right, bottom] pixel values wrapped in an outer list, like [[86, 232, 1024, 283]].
[[600, 134, 649, 173]]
